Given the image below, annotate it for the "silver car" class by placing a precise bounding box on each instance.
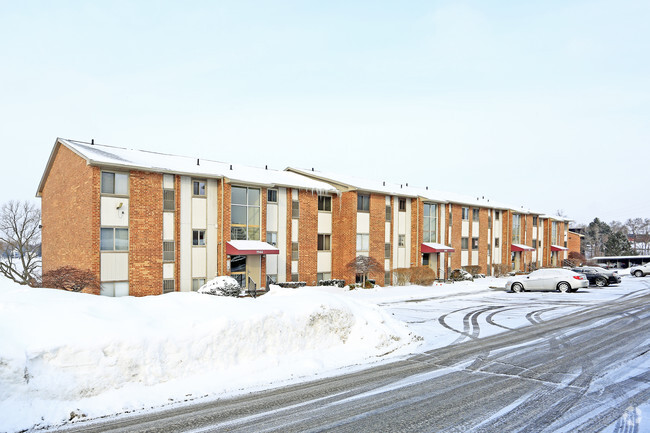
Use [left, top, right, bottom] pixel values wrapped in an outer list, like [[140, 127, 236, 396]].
[[506, 268, 589, 293], [630, 263, 650, 277]]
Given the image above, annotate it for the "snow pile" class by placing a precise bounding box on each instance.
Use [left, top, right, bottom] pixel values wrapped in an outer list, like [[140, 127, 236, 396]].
[[197, 275, 241, 296], [0, 281, 417, 431]]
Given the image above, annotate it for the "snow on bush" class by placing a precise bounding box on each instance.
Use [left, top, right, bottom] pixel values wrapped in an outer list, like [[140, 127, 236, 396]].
[[197, 275, 241, 297], [0, 280, 418, 432]]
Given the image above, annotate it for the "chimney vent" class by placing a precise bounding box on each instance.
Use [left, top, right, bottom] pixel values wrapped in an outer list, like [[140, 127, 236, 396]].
[[197, 158, 200, 166], [91, 139, 94, 145]]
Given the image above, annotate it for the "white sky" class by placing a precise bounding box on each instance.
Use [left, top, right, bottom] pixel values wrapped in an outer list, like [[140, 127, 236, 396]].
[[1, 1, 649, 225]]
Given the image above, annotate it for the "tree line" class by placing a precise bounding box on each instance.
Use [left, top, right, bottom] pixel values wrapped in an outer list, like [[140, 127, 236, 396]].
[[576, 217, 650, 258]]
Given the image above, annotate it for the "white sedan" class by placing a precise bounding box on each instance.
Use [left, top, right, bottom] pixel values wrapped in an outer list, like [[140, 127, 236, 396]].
[[506, 268, 589, 293], [630, 263, 650, 277]]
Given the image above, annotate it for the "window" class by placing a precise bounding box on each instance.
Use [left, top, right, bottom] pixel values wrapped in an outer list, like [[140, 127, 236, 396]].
[[462, 207, 469, 221], [398, 198, 406, 212], [552, 221, 558, 244], [449, 207, 453, 225], [461, 237, 469, 250], [163, 241, 175, 261], [163, 279, 175, 294], [385, 271, 391, 286], [192, 278, 206, 291], [266, 231, 277, 246], [487, 244, 491, 255], [193, 230, 206, 246], [398, 234, 405, 247], [422, 254, 429, 266], [100, 228, 128, 251], [318, 234, 331, 251], [100, 281, 129, 297], [357, 194, 370, 212], [532, 216, 538, 225], [385, 243, 391, 259], [495, 211, 500, 220], [193, 180, 206, 196], [356, 234, 369, 251], [539, 240, 542, 248], [267, 189, 277, 203], [472, 237, 479, 249], [472, 208, 479, 221], [292, 200, 300, 219], [291, 273, 299, 282], [495, 238, 500, 248], [163, 189, 175, 211], [318, 196, 332, 212], [512, 214, 521, 244], [101, 172, 128, 195], [488, 215, 492, 226], [533, 239, 538, 248], [423, 203, 438, 243], [292, 242, 299, 261], [386, 205, 392, 221], [231, 186, 261, 240], [317, 272, 331, 282]]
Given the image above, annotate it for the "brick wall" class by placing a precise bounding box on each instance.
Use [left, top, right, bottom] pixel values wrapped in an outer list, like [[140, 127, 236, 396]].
[[41, 143, 101, 294], [332, 191, 357, 283], [410, 198, 422, 267], [297, 190, 317, 284], [369, 193, 386, 284], [286, 188, 293, 280], [449, 204, 462, 270], [129, 170, 163, 296], [221, 182, 232, 276], [478, 207, 489, 274], [568, 231, 581, 256]]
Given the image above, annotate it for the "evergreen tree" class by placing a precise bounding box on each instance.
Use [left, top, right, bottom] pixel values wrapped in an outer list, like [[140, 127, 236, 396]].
[[604, 231, 635, 256]]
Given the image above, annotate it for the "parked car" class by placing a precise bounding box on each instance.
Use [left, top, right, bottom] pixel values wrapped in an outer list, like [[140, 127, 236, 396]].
[[506, 268, 588, 293], [630, 263, 650, 277], [571, 266, 621, 287]]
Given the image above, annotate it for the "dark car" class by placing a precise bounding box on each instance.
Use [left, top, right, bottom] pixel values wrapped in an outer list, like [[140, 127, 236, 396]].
[[571, 266, 621, 287]]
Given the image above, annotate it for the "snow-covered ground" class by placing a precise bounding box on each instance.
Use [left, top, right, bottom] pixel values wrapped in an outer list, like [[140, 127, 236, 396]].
[[0, 276, 647, 432]]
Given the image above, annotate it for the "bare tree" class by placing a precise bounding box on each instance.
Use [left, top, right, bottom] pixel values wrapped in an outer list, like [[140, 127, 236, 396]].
[[346, 255, 383, 287], [0, 201, 41, 286]]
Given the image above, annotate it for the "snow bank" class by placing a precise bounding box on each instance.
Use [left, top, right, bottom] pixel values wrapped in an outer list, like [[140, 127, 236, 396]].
[[0, 282, 417, 432]]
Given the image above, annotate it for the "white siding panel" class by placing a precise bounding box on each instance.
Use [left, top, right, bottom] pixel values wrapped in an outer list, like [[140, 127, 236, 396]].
[[291, 220, 298, 242], [357, 212, 370, 234], [472, 221, 479, 235], [191, 248, 206, 278], [163, 263, 174, 279], [277, 188, 287, 282], [472, 251, 479, 265], [385, 222, 391, 243], [461, 251, 469, 266], [398, 212, 406, 234], [163, 174, 174, 189], [317, 251, 332, 273], [179, 176, 192, 292], [318, 212, 332, 234], [191, 197, 207, 229], [291, 261, 298, 274], [101, 197, 129, 227], [163, 212, 174, 240], [462, 221, 469, 237], [385, 259, 390, 271], [266, 255, 278, 275], [206, 179, 218, 279], [100, 252, 128, 281], [267, 203, 278, 232], [405, 199, 412, 263]]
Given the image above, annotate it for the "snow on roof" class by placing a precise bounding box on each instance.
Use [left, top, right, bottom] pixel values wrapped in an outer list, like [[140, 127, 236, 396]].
[[287, 167, 525, 210], [55, 139, 338, 192]]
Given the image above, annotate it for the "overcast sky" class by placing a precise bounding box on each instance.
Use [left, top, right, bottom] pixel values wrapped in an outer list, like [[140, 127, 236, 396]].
[[1, 1, 648, 226]]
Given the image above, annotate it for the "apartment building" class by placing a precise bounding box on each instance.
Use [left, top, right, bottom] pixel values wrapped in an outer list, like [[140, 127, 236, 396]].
[[37, 138, 570, 296]]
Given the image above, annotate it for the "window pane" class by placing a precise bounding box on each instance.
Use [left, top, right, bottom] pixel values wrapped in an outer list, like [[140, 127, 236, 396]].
[[114, 173, 128, 195], [231, 186, 246, 204], [101, 172, 115, 194], [100, 228, 114, 250], [231, 255, 246, 272], [386, 206, 392, 221], [423, 218, 430, 232], [100, 282, 114, 296], [231, 226, 247, 240], [231, 206, 247, 225], [363, 235, 369, 251], [423, 232, 430, 242], [248, 227, 260, 240], [115, 229, 129, 250], [423, 205, 430, 217], [247, 189, 260, 206], [247, 207, 260, 227], [318, 196, 331, 211], [292, 201, 299, 218], [194, 181, 206, 196], [114, 282, 129, 297], [267, 189, 277, 203]]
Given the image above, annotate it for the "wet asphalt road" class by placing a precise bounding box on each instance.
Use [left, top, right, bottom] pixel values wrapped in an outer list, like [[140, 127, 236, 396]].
[[54, 281, 650, 433]]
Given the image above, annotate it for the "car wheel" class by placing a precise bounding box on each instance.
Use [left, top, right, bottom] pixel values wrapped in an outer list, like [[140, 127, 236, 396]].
[[634, 270, 643, 277], [557, 281, 571, 293], [512, 283, 524, 293], [595, 277, 606, 287]]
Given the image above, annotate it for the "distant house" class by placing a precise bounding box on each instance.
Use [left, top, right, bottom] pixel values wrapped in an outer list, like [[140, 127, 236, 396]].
[[37, 138, 571, 296]]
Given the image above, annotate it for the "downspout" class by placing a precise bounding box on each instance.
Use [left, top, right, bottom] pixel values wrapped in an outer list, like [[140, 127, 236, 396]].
[[416, 197, 419, 266], [220, 179, 224, 275]]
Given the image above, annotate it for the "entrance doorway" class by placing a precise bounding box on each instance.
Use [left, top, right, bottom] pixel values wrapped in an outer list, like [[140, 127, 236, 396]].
[[230, 255, 262, 291]]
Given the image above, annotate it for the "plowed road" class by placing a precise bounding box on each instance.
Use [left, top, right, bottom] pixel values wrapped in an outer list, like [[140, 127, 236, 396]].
[[56, 280, 650, 432]]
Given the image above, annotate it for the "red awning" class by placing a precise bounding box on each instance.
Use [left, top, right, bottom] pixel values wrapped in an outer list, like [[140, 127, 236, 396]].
[[226, 240, 279, 255], [511, 243, 535, 252], [421, 242, 455, 253], [551, 245, 568, 251]]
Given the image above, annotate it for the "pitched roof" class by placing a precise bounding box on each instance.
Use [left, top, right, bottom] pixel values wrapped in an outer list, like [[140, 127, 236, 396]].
[[37, 138, 338, 196]]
